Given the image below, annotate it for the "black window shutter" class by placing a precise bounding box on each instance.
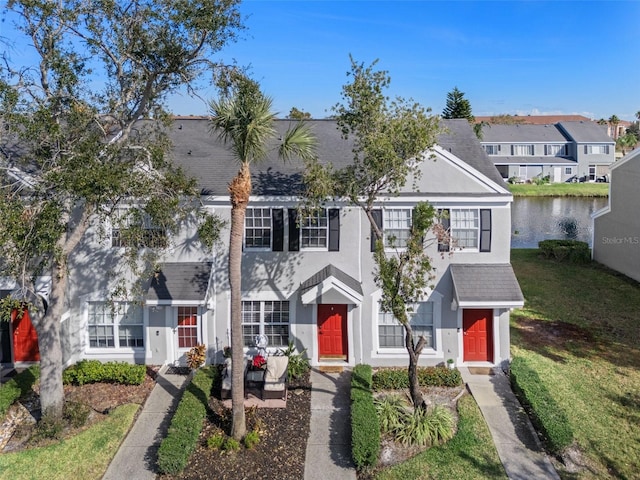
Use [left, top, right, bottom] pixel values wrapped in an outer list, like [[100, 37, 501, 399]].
[[272, 209, 284, 252], [438, 208, 450, 253], [328, 208, 340, 252], [480, 209, 491, 252], [288, 209, 299, 252], [370, 209, 383, 252]]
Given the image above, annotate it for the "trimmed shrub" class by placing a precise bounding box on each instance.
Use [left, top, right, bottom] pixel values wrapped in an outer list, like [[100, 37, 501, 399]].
[[538, 239, 590, 263], [510, 356, 573, 453], [157, 367, 217, 475], [62, 360, 146, 386], [372, 366, 463, 390], [350, 364, 380, 470], [0, 365, 40, 418]]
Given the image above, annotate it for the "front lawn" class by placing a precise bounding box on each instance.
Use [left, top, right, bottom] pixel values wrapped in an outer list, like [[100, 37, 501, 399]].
[[0, 403, 138, 480], [510, 249, 640, 479], [508, 183, 608, 197]]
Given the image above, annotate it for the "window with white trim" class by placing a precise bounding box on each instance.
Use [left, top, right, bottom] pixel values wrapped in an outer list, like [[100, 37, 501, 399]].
[[111, 208, 166, 248], [585, 144, 610, 154], [378, 302, 434, 349], [451, 209, 479, 249], [512, 144, 534, 156], [483, 144, 500, 155], [177, 306, 199, 348], [301, 209, 328, 249], [241, 300, 289, 347], [245, 207, 271, 249], [545, 144, 567, 156], [88, 302, 143, 348], [384, 209, 412, 249]]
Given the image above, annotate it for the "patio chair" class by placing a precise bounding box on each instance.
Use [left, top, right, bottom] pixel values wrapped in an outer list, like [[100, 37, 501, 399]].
[[220, 357, 248, 399], [262, 355, 289, 400]]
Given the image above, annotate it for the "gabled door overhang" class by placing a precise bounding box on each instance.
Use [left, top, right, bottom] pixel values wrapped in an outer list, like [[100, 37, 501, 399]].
[[300, 264, 363, 305]]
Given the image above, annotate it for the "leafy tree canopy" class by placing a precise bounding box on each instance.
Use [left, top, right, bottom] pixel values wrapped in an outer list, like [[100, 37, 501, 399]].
[[287, 107, 311, 120]]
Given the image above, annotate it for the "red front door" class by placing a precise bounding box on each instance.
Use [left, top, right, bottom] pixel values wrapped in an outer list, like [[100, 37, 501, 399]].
[[12, 308, 40, 362], [463, 309, 493, 362], [317, 304, 347, 359]]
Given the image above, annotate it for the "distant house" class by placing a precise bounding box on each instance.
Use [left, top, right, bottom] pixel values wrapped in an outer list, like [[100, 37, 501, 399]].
[[592, 148, 640, 282], [1, 118, 524, 371], [479, 121, 615, 182]]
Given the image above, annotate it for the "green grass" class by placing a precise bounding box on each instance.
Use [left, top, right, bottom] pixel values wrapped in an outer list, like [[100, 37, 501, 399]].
[[511, 249, 640, 479], [508, 183, 608, 197], [0, 403, 138, 480], [374, 395, 506, 480]]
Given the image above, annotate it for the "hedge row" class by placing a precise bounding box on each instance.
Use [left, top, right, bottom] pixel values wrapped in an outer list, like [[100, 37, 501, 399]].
[[62, 360, 146, 385], [510, 356, 573, 453], [538, 239, 590, 263], [350, 364, 380, 470], [0, 366, 40, 418], [372, 366, 463, 390], [157, 367, 217, 475]]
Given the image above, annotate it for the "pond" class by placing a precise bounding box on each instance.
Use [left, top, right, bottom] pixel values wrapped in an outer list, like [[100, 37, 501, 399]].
[[511, 197, 608, 248]]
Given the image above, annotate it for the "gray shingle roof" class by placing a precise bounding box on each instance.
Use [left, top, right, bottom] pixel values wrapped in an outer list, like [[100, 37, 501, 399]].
[[300, 264, 363, 296], [147, 262, 212, 302], [168, 118, 507, 196], [450, 264, 524, 305], [557, 121, 613, 143], [480, 124, 569, 143]]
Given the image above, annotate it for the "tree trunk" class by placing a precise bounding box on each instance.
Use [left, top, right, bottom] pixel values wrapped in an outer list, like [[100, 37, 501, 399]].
[[229, 163, 252, 440], [405, 327, 426, 410], [33, 272, 66, 420]]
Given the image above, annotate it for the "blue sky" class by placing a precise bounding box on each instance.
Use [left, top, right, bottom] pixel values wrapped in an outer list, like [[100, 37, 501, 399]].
[[170, 0, 640, 121], [2, 1, 639, 121]]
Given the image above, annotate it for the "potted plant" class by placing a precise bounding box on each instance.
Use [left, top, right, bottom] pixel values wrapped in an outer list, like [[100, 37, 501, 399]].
[[251, 354, 266, 370], [446, 358, 455, 370]]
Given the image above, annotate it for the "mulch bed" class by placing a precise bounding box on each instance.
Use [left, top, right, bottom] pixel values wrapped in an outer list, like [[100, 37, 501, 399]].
[[160, 372, 312, 480]]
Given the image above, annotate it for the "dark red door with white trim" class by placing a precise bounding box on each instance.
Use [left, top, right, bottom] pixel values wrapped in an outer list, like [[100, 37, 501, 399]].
[[12, 308, 40, 362], [463, 309, 493, 362], [317, 304, 347, 359]]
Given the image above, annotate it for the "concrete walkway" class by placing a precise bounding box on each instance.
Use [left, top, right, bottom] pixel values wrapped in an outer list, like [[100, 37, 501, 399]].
[[304, 368, 357, 480], [102, 367, 190, 480], [459, 367, 560, 480]]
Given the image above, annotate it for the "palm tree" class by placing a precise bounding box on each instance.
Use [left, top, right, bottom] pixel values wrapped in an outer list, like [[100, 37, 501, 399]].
[[209, 77, 316, 439], [609, 114, 620, 139]]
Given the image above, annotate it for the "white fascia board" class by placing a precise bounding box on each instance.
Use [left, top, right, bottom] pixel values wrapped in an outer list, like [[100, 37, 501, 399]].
[[609, 148, 640, 172], [591, 205, 611, 219], [430, 145, 512, 195], [300, 276, 363, 305], [456, 300, 524, 309], [146, 299, 206, 306]]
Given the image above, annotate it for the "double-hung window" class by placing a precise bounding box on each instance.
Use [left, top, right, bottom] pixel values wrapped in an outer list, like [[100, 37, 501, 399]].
[[438, 208, 491, 252], [301, 209, 328, 249], [483, 144, 500, 155], [585, 144, 609, 154], [511, 144, 534, 156], [378, 302, 434, 349], [384, 209, 412, 249], [245, 207, 272, 249], [111, 207, 166, 248], [545, 144, 567, 156], [241, 300, 290, 347], [88, 302, 143, 348]]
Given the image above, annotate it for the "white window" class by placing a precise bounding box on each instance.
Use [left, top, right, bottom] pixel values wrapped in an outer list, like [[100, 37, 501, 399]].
[[245, 207, 271, 249], [111, 208, 166, 248], [451, 209, 479, 249], [384, 209, 412, 249], [378, 302, 434, 349], [483, 145, 500, 155], [241, 300, 290, 347], [301, 209, 328, 249], [545, 144, 567, 156], [585, 144, 610, 154], [512, 144, 534, 156], [88, 302, 143, 348], [565, 167, 573, 175]]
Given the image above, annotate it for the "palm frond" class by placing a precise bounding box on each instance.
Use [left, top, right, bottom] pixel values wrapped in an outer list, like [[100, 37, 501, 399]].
[[279, 122, 317, 162]]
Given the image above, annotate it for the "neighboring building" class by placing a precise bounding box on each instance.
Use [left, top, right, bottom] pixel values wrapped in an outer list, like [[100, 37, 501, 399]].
[[480, 121, 615, 182], [1, 118, 523, 371], [592, 148, 640, 282]]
